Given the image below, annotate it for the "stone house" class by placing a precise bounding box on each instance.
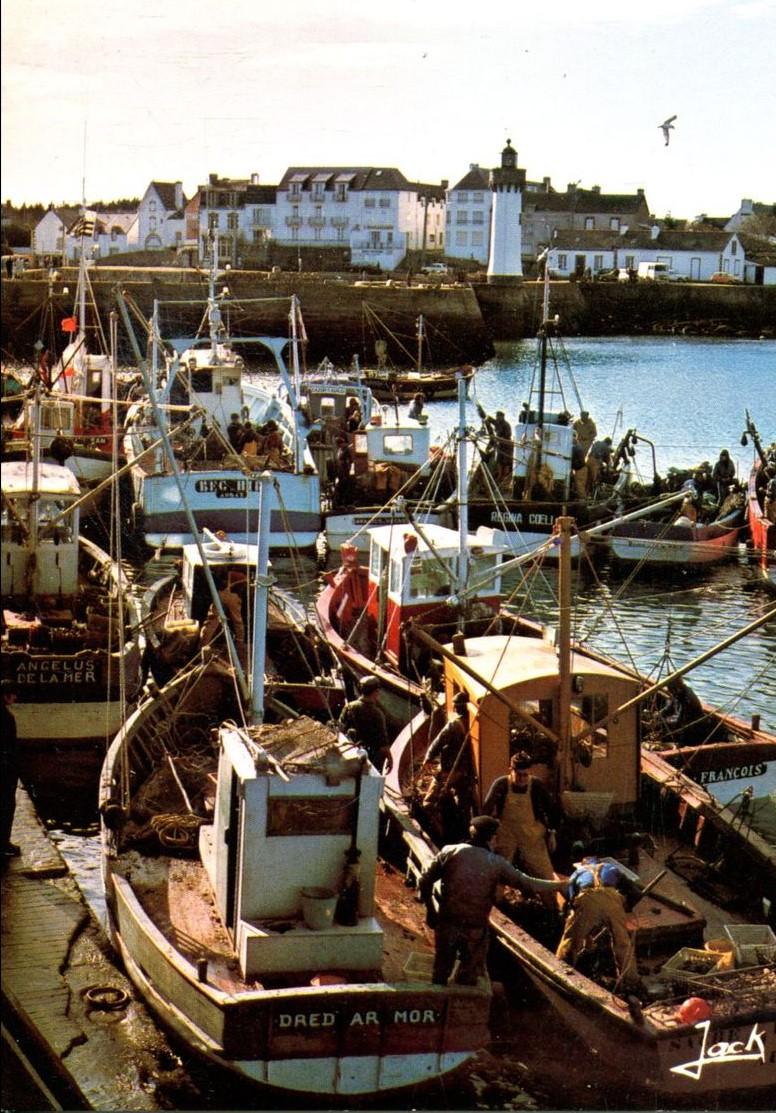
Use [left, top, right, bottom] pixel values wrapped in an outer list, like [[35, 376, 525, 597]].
[[548, 227, 748, 282], [137, 181, 186, 250], [523, 184, 651, 270], [445, 164, 492, 266], [32, 206, 80, 261]]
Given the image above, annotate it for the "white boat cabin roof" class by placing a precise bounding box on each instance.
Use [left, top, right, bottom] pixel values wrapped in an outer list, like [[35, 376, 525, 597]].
[[367, 522, 505, 561], [183, 535, 260, 570], [1, 460, 81, 498]]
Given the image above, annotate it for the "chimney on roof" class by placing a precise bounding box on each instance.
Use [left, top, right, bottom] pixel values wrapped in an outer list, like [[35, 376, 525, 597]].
[[174, 182, 183, 209], [543, 176, 551, 191], [441, 179, 449, 190], [637, 188, 644, 198], [650, 224, 660, 240], [251, 173, 259, 185], [469, 163, 479, 171], [741, 198, 753, 215], [209, 173, 218, 185]]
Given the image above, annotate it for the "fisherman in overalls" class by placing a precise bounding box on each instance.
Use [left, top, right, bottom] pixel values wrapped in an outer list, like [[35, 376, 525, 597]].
[[422, 691, 475, 842], [482, 751, 562, 912], [556, 854, 642, 990]]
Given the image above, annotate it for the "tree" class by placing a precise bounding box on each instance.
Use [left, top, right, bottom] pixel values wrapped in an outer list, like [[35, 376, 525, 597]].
[[741, 209, 776, 240]]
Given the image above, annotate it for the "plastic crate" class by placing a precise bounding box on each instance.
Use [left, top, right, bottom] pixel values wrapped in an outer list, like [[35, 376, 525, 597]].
[[723, 924, 776, 967], [661, 947, 722, 980]]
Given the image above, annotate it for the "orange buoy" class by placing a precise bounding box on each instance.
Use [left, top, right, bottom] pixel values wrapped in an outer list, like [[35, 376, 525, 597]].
[[677, 997, 712, 1024]]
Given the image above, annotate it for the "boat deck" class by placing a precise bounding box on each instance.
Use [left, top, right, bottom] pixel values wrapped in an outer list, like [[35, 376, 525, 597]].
[[117, 850, 435, 994]]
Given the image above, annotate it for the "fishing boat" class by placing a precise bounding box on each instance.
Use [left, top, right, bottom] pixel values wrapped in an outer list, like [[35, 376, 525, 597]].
[[1, 452, 143, 788], [303, 359, 455, 553], [380, 517, 776, 1100], [605, 488, 746, 570], [742, 413, 776, 593], [141, 529, 346, 722], [119, 239, 321, 552], [3, 234, 125, 498], [359, 307, 474, 402], [464, 262, 656, 559], [99, 475, 491, 1100]]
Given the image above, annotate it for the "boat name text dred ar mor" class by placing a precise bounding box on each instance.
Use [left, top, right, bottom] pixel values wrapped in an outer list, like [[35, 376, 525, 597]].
[[670, 1020, 767, 1081], [275, 1006, 441, 1031]]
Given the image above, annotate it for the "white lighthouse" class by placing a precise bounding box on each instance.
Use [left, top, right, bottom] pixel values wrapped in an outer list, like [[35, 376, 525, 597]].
[[487, 139, 526, 282]]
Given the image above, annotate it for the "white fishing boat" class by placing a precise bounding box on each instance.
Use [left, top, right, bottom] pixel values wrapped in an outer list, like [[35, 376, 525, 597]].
[[742, 413, 776, 593], [120, 239, 320, 552], [1, 447, 143, 785], [99, 475, 491, 1099]]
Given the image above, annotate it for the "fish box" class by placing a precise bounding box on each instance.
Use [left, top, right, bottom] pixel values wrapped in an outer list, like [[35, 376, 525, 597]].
[[723, 924, 776, 967], [403, 952, 435, 982], [661, 947, 722, 981]]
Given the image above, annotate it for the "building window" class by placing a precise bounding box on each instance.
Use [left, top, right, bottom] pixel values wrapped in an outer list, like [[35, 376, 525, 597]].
[[624, 255, 635, 269], [149, 200, 157, 212], [472, 192, 483, 203], [253, 208, 265, 224], [584, 217, 595, 230], [456, 212, 469, 224], [208, 213, 219, 230], [149, 216, 157, 230], [609, 217, 620, 231], [387, 232, 393, 245], [458, 191, 469, 203], [379, 197, 390, 208], [290, 184, 300, 198], [227, 212, 238, 230], [558, 254, 567, 269], [336, 227, 346, 242], [313, 226, 322, 241], [472, 210, 484, 225], [456, 231, 467, 246], [427, 233, 434, 244], [446, 210, 452, 224], [175, 231, 182, 245], [593, 254, 603, 270], [471, 231, 484, 247], [111, 229, 117, 241], [293, 205, 299, 218], [731, 239, 737, 254], [364, 198, 375, 208], [335, 184, 347, 202], [291, 226, 299, 241]]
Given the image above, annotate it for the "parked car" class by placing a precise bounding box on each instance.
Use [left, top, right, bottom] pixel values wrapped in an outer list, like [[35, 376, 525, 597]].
[[420, 262, 450, 275], [710, 272, 742, 284], [637, 261, 676, 281]]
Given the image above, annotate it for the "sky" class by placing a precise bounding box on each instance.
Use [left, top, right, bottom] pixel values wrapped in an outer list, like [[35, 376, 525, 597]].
[[2, 0, 775, 219]]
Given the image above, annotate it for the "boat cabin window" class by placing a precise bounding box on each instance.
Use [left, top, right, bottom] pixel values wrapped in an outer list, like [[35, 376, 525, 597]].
[[381, 433, 414, 457], [407, 555, 451, 599], [467, 552, 501, 595], [191, 370, 213, 394], [37, 497, 75, 542], [1, 505, 25, 543], [39, 401, 74, 434], [571, 693, 610, 757], [369, 543, 383, 581]]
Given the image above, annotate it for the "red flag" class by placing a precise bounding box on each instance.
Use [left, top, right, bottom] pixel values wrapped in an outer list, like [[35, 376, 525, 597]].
[[61, 316, 78, 333]]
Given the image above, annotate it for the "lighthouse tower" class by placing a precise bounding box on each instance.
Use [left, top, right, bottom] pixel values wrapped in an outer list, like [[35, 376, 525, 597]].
[[487, 139, 526, 283]]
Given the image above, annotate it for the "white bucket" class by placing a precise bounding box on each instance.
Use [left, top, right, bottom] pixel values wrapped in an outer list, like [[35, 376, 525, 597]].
[[301, 887, 337, 931]]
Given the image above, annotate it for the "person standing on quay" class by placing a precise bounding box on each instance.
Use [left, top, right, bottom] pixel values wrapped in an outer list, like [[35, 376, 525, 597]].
[[1, 679, 21, 862]]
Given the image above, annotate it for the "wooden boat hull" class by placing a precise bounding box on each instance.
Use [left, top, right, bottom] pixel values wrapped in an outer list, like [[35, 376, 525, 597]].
[[361, 370, 471, 403], [383, 710, 776, 1100], [99, 675, 491, 1098], [127, 464, 321, 552], [608, 521, 741, 567]]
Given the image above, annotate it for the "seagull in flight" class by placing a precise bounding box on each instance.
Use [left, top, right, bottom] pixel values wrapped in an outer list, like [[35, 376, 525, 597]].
[[659, 115, 677, 146]]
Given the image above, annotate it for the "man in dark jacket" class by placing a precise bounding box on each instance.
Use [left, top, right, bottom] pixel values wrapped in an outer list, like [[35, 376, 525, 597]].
[[483, 751, 562, 909], [419, 815, 566, 985], [339, 676, 391, 771], [1, 679, 21, 861], [422, 691, 475, 835]]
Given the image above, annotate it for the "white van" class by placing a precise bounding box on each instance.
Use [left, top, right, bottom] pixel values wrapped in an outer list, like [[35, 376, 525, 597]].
[[637, 261, 673, 281]]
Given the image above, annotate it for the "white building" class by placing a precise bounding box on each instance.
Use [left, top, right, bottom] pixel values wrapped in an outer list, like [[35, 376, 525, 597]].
[[548, 227, 748, 282], [487, 140, 526, 281], [32, 206, 80, 262], [274, 166, 446, 272], [137, 181, 186, 250], [445, 165, 492, 266]]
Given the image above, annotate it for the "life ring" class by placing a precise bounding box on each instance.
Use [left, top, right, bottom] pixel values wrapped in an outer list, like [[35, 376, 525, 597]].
[[84, 985, 130, 1011]]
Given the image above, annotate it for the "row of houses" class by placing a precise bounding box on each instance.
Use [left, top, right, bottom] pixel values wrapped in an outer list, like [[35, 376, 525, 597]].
[[28, 143, 775, 283]]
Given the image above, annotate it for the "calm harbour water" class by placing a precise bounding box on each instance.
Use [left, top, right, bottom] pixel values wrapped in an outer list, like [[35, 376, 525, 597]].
[[49, 335, 775, 1112]]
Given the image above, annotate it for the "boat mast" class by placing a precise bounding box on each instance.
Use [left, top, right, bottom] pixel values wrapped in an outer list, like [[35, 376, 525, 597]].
[[249, 472, 273, 725], [416, 315, 424, 373], [207, 234, 222, 364], [456, 371, 469, 611], [535, 250, 552, 471], [556, 515, 573, 790]]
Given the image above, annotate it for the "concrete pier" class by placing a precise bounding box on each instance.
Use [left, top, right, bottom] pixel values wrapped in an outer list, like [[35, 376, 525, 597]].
[[1, 789, 201, 1110]]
